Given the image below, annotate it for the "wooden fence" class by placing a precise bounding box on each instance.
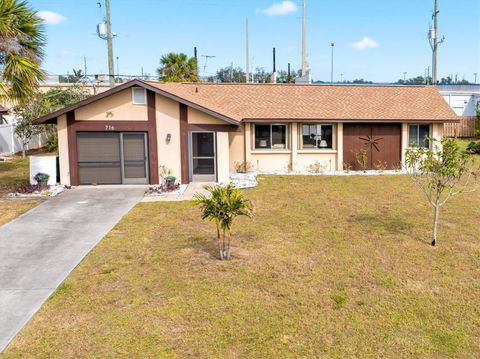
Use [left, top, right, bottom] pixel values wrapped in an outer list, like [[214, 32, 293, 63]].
[[443, 116, 478, 138]]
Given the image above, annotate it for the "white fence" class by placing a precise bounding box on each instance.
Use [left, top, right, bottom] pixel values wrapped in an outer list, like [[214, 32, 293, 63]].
[[0, 124, 47, 155]]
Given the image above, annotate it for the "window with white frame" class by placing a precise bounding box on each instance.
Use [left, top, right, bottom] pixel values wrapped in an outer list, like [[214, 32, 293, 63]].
[[300, 124, 333, 149], [253, 124, 288, 149], [408, 124, 430, 148], [132, 87, 146, 105]]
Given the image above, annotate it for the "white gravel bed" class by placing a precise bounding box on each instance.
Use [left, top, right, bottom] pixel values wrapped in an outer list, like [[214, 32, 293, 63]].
[[230, 169, 406, 189], [6, 184, 66, 198]]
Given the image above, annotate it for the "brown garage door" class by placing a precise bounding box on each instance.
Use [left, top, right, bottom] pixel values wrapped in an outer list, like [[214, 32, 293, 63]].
[[343, 124, 401, 170], [77, 132, 148, 185]]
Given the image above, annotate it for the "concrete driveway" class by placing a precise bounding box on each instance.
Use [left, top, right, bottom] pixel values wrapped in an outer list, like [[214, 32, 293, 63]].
[[0, 186, 145, 352]]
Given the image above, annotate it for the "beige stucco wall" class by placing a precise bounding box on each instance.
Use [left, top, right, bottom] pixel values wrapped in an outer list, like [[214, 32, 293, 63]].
[[229, 130, 245, 171], [237, 122, 342, 173], [217, 132, 230, 183], [188, 107, 227, 124], [75, 88, 148, 121], [156, 95, 182, 182], [57, 114, 70, 186]]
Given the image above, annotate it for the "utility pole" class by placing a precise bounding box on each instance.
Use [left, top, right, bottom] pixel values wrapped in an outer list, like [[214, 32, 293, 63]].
[[403, 72, 407, 82], [194, 47, 198, 76], [432, 0, 438, 85], [272, 47, 277, 83], [475, 72, 478, 84], [246, 18, 250, 83], [301, 0, 307, 76], [83, 56, 87, 78], [105, 0, 115, 87], [116, 56, 119, 79], [287, 63, 291, 83], [330, 43, 334, 83], [429, 0, 444, 85]]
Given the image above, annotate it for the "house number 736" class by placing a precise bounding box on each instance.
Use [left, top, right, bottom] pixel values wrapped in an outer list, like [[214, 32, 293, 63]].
[[105, 125, 115, 131]]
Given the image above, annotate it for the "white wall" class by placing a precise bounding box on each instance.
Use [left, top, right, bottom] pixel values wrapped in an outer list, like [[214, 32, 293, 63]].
[[0, 124, 47, 155], [30, 156, 57, 185], [441, 93, 479, 116]]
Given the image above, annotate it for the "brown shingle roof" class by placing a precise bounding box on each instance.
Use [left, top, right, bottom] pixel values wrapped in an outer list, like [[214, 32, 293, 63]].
[[146, 81, 458, 122]]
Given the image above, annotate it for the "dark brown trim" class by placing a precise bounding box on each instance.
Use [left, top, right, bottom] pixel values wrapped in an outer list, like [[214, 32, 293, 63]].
[[187, 124, 240, 132], [179, 103, 189, 184], [66, 111, 78, 186], [147, 90, 159, 184], [34, 79, 240, 126], [66, 92, 159, 186], [242, 118, 460, 123]]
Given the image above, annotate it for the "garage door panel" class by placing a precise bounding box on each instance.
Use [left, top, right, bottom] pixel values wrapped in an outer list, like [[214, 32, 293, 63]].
[[78, 162, 122, 184], [76, 132, 148, 185]]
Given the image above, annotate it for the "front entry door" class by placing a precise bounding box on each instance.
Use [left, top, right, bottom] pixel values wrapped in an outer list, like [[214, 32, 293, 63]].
[[190, 132, 216, 182], [122, 133, 149, 184]]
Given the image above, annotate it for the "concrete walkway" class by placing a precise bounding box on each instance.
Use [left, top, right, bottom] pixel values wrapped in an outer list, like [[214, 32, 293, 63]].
[[0, 186, 145, 352]]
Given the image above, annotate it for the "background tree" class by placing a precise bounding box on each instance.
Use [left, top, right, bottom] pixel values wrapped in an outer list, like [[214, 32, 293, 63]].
[[214, 66, 246, 83], [0, 0, 46, 105], [194, 185, 253, 260], [352, 79, 373, 84], [58, 68, 85, 83], [397, 76, 431, 85], [157, 53, 198, 82], [253, 67, 271, 83], [14, 85, 91, 153], [405, 138, 479, 246]]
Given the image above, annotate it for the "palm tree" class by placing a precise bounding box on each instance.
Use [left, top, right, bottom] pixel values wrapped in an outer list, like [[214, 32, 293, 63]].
[[194, 185, 253, 260], [157, 53, 198, 82], [0, 0, 46, 105]]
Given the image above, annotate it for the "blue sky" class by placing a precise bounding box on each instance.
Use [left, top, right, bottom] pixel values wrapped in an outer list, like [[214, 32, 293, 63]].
[[31, 0, 480, 82]]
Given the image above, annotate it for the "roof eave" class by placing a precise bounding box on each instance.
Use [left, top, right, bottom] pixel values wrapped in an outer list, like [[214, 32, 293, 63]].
[[33, 79, 240, 126], [242, 118, 460, 123]]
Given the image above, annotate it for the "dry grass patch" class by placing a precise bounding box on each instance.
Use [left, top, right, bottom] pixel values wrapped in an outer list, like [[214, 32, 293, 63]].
[[0, 154, 44, 225], [3, 172, 480, 358]]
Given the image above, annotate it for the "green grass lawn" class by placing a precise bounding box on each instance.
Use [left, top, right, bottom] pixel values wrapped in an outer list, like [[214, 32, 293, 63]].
[[0, 152, 45, 226], [4, 164, 480, 358]]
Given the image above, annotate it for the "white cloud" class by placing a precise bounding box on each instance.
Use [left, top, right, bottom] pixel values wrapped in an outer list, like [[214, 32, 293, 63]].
[[261, 1, 298, 16], [37, 11, 66, 25], [350, 37, 380, 50]]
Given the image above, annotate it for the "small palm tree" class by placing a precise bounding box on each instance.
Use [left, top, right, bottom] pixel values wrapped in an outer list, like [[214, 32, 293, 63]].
[[157, 53, 198, 82], [0, 0, 46, 105], [194, 185, 253, 260]]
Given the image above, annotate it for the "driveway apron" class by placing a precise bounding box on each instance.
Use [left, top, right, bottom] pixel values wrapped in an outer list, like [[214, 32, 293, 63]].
[[0, 186, 145, 352]]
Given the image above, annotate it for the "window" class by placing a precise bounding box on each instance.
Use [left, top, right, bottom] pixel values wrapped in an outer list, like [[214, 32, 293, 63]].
[[254, 124, 288, 149], [408, 124, 430, 148], [132, 87, 146, 105], [300, 124, 333, 149]]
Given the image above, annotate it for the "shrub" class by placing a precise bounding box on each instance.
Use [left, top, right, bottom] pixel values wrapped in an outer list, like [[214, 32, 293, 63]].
[[34, 172, 50, 183], [353, 148, 369, 172], [307, 160, 327, 174], [234, 161, 254, 173], [466, 141, 480, 154], [45, 133, 58, 152]]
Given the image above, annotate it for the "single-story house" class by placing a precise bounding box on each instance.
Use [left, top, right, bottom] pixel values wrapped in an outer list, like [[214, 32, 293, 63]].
[[33, 79, 458, 186]]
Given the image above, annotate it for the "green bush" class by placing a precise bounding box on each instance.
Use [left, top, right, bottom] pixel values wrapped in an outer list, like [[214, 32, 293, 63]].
[[466, 141, 480, 154], [45, 133, 58, 152]]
